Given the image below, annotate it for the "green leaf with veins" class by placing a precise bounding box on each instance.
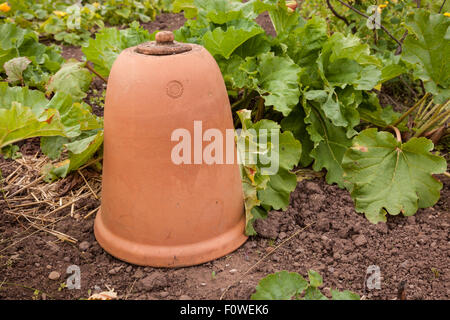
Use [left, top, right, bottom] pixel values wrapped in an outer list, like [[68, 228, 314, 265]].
[[380, 64, 405, 84], [0, 84, 102, 151], [195, 0, 260, 24], [285, 16, 328, 67], [0, 103, 66, 149], [0, 23, 30, 51], [40, 136, 69, 160], [257, 165, 298, 210], [202, 23, 264, 59], [0, 23, 64, 88], [305, 33, 382, 136], [0, 83, 48, 115], [217, 56, 249, 89], [65, 130, 104, 172], [251, 271, 308, 300], [242, 52, 302, 116], [256, 0, 305, 37], [173, 0, 198, 19], [402, 9, 450, 103], [318, 33, 382, 90], [43, 92, 102, 136], [4, 57, 31, 82], [237, 113, 269, 235], [342, 129, 447, 223], [82, 23, 151, 78], [233, 33, 271, 59], [252, 119, 302, 173], [305, 102, 352, 188], [46, 60, 92, 101]]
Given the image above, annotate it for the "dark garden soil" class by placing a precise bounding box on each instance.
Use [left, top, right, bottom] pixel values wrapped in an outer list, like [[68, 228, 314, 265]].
[[140, 12, 187, 34], [0, 12, 449, 301]]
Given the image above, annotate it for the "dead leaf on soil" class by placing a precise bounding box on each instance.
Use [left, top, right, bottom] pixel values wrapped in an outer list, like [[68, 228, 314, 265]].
[[88, 289, 118, 300]]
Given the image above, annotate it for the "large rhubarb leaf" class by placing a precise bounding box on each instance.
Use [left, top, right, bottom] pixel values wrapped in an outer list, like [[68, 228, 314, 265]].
[[202, 22, 264, 59], [402, 9, 450, 104], [255, 0, 305, 37], [318, 33, 382, 91], [174, 0, 261, 22], [342, 129, 447, 223], [82, 22, 151, 78], [303, 87, 361, 138], [46, 60, 93, 101], [285, 16, 328, 68], [241, 53, 302, 116], [0, 23, 64, 89], [173, 0, 198, 19], [296, 33, 383, 137], [45, 92, 102, 136], [304, 100, 353, 188], [0, 83, 48, 115], [0, 102, 65, 148], [195, 0, 260, 23], [40, 136, 68, 160], [0, 84, 102, 154], [4, 57, 31, 83], [256, 53, 302, 116], [257, 131, 300, 210]]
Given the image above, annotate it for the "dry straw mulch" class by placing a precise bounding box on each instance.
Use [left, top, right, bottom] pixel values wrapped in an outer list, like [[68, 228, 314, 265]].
[[0, 153, 102, 254]]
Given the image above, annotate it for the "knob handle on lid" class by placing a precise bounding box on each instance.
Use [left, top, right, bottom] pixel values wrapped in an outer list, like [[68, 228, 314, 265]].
[[155, 31, 174, 44], [136, 31, 192, 56]]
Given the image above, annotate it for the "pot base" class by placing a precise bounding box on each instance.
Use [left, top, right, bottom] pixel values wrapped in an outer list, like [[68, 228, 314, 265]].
[[94, 209, 248, 267]]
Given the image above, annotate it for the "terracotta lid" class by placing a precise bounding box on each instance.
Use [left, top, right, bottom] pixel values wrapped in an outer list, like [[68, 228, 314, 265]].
[[136, 31, 192, 56]]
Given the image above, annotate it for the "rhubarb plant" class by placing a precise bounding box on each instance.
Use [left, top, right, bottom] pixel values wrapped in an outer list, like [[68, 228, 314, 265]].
[[172, 0, 448, 226], [0, 83, 103, 178], [40, 3, 104, 46], [0, 23, 64, 90], [98, 0, 160, 25], [45, 60, 93, 102]]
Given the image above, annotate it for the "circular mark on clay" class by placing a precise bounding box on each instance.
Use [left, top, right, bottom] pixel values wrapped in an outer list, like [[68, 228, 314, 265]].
[[166, 80, 183, 98]]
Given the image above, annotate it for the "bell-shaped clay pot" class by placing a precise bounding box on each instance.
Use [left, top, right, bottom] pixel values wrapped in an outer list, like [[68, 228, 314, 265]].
[[94, 31, 247, 267]]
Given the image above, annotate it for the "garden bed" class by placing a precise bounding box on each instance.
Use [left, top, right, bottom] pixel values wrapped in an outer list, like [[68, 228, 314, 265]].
[[1, 9, 449, 301]]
